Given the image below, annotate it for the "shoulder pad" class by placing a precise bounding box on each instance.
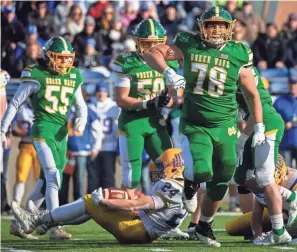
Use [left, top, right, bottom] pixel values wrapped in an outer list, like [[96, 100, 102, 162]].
[[111, 52, 142, 74], [232, 41, 253, 67]]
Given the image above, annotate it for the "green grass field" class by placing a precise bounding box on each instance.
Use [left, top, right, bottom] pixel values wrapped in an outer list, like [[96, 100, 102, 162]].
[[1, 215, 296, 252]]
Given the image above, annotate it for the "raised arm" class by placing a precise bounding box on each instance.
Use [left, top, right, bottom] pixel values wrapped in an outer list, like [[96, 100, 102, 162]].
[[143, 44, 183, 73]]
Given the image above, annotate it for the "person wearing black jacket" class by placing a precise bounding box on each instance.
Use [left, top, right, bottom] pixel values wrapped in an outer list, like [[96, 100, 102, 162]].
[[253, 23, 286, 70]]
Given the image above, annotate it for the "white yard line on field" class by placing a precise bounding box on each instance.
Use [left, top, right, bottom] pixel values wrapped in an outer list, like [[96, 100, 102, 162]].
[[273, 247, 296, 250], [149, 249, 173, 252], [1, 247, 33, 252]]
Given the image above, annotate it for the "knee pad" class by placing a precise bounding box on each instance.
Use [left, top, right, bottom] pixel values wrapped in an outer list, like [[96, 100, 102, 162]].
[[206, 182, 228, 201], [44, 168, 60, 190]]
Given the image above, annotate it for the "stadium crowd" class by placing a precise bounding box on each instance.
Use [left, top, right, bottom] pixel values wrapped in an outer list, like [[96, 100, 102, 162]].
[[1, 0, 297, 215]]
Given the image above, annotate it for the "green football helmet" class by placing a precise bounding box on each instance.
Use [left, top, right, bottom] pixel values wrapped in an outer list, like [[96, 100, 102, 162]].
[[134, 19, 167, 55], [198, 7, 235, 46], [43, 36, 75, 75]]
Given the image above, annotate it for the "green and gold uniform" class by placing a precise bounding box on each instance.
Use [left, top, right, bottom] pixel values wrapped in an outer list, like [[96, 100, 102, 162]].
[[21, 64, 83, 187], [234, 67, 285, 185], [112, 51, 179, 188], [173, 31, 253, 200]]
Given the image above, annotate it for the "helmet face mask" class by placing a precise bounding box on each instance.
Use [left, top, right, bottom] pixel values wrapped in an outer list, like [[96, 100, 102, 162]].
[[149, 148, 184, 182], [198, 7, 235, 46], [134, 19, 167, 56], [43, 37, 75, 75]]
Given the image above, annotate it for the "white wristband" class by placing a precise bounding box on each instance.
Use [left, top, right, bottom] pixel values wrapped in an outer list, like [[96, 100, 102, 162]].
[[254, 123, 265, 133], [142, 100, 148, 109]]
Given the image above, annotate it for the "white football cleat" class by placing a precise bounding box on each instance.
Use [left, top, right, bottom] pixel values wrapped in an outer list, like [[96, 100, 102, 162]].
[[254, 230, 292, 245], [49, 226, 72, 240], [11, 201, 38, 234], [287, 196, 297, 227], [160, 228, 190, 240], [182, 192, 197, 214], [195, 221, 221, 247], [252, 236, 265, 245], [27, 200, 48, 235], [10, 219, 38, 240]]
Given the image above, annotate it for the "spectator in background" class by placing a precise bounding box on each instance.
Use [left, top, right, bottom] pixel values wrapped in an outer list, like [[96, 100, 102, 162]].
[[14, 25, 46, 61], [87, 0, 109, 21], [253, 23, 286, 70], [225, 0, 239, 18], [59, 92, 102, 205], [233, 20, 248, 45], [160, 5, 180, 43], [96, 3, 114, 32], [88, 82, 120, 192], [120, 1, 137, 30], [61, 4, 85, 42], [274, 76, 297, 168], [286, 34, 297, 74], [28, 1, 58, 41], [72, 16, 100, 59], [15, 42, 40, 77], [280, 12, 297, 45], [78, 38, 101, 69], [54, 0, 73, 30], [127, 2, 152, 35], [233, 1, 265, 44], [1, 5, 25, 60]]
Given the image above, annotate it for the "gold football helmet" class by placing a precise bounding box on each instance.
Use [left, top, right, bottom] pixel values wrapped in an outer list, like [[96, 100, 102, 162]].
[[150, 148, 184, 182], [274, 154, 288, 185]]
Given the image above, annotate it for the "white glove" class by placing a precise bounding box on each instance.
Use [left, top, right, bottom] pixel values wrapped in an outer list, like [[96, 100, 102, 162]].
[[237, 133, 249, 166], [1, 131, 7, 149], [91, 187, 103, 205], [163, 67, 186, 90], [252, 123, 265, 148], [75, 118, 87, 133]]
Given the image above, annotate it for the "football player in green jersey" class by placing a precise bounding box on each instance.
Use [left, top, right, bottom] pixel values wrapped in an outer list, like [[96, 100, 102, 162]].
[[1, 36, 87, 240], [111, 19, 179, 199], [234, 67, 294, 245], [143, 7, 266, 246]]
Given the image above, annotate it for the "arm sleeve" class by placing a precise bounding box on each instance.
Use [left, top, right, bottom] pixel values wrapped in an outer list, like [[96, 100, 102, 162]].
[[73, 86, 88, 122], [90, 118, 103, 152], [1, 82, 39, 133], [113, 73, 131, 87]]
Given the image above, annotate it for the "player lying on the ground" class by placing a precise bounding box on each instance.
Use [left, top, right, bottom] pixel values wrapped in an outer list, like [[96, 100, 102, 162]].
[[226, 154, 297, 245], [11, 148, 188, 244]]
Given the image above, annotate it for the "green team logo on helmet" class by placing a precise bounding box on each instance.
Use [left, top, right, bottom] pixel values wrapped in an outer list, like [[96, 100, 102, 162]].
[[134, 19, 167, 55], [198, 7, 235, 46], [43, 36, 75, 75]]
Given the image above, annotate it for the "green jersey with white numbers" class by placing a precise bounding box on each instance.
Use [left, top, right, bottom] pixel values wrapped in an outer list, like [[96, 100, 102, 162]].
[[20, 64, 83, 125], [112, 51, 179, 118], [173, 32, 253, 127]]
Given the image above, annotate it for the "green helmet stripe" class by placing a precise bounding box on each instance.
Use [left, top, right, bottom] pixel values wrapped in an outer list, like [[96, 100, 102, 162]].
[[148, 19, 155, 36], [215, 6, 220, 17], [58, 36, 68, 51]]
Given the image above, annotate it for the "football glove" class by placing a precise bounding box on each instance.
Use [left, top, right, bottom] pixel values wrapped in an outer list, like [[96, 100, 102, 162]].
[[236, 133, 249, 166], [252, 123, 265, 148], [75, 118, 87, 133], [1, 131, 7, 149], [143, 88, 171, 109], [91, 187, 103, 205], [163, 67, 186, 90]]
